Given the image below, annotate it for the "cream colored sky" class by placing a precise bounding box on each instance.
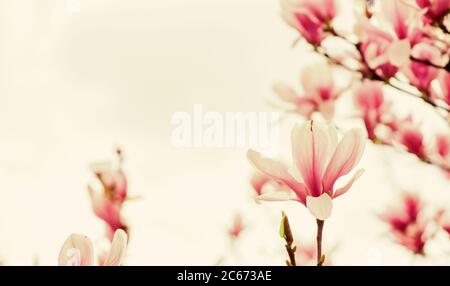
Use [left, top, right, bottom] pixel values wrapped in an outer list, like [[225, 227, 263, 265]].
[[0, 0, 449, 265]]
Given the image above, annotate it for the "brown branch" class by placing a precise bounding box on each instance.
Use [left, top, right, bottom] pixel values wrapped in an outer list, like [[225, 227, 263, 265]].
[[371, 138, 450, 174], [312, 43, 450, 119], [387, 79, 450, 115], [410, 56, 450, 72]]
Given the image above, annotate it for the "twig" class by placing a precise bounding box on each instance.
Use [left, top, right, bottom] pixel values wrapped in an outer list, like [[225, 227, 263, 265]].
[[312, 43, 450, 119], [280, 212, 297, 266], [410, 56, 449, 71]]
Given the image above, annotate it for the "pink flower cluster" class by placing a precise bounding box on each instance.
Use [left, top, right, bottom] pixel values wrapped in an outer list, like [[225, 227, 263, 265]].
[[273, 64, 345, 120], [274, 0, 450, 176], [354, 80, 450, 175]]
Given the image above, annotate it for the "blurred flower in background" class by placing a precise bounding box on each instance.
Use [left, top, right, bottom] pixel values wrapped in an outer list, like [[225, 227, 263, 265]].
[[379, 193, 432, 256], [88, 148, 129, 241]]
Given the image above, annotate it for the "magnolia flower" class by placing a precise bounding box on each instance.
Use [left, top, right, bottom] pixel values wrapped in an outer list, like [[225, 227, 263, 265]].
[[415, 0, 450, 23], [380, 193, 430, 255], [273, 64, 340, 120], [88, 149, 129, 241], [354, 80, 389, 140], [90, 155, 128, 206], [355, 0, 426, 79], [395, 117, 426, 159], [88, 187, 128, 241], [247, 120, 366, 220], [58, 229, 128, 266], [281, 0, 336, 45], [356, 16, 411, 79]]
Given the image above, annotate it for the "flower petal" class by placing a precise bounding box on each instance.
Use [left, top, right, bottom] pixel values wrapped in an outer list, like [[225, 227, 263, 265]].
[[88, 186, 123, 232], [247, 149, 307, 203], [323, 128, 366, 192], [332, 169, 364, 198], [58, 234, 94, 266], [102, 229, 128, 266], [318, 100, 335, 120], [387, 40, 411, 67], [273, 82, 299, 104], [255, 188, 298, 203], [306, 193, 333, 220], [291, 121, 333, 196], [381, 0, 411, 39]]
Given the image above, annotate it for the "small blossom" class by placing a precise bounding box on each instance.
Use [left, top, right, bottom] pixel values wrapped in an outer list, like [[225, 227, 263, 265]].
[[273, 64, 340, 120], [88, 149, 129, 241], [280, 0, 336, 45], [394, 117, 426, 159], [380, 193, 430, 255]]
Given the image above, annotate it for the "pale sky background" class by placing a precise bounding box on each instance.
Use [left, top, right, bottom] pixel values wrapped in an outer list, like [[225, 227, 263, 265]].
[[0, 0, 449, 266]]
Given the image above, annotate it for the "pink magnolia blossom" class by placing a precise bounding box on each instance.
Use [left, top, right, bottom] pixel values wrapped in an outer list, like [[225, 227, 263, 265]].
[[355, 1, 425, 79], [58, 229, 128, 266], [88, 150, 129, 241], [392, 116, 426, 159], [380, 193, 429, 255], [280, 0, 336, 45], [354, 80, 388, 140], [356, 16, 411, 79], [247, 120, 366, 220], [415, 0, 450, 23], [88, 187, 128, 241], [273, 64, 339, 120]]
